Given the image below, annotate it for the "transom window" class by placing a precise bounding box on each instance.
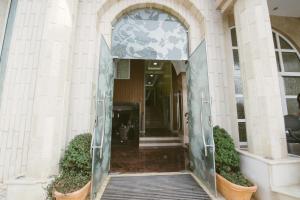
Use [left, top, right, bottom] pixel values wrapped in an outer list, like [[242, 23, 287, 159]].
[[230, 27, 300, 146]]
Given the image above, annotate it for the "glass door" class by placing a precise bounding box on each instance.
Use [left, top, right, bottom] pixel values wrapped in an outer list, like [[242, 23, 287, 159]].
[[187, 40, 216, 195], [91, 36, 114, 199], [0, 0, 18, 99]]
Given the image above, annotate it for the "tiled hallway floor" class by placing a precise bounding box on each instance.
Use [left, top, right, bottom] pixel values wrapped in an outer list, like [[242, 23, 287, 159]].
[[110, 146, 188, 173]]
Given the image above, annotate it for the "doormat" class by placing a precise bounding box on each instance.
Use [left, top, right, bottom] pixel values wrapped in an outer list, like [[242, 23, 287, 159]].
[[101, 174, 211, 200]]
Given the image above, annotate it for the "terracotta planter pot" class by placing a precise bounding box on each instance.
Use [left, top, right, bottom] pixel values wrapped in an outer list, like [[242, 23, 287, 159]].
[[54, 181, 91, 200], [216, 174, 257, 200]]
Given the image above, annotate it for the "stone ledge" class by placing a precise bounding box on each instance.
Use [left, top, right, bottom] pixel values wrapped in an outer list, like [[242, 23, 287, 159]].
[[238, 150, 300, 200], [237, 149, 300, 165], [273, 184, 300, 200], [5, 178, 51, 200]]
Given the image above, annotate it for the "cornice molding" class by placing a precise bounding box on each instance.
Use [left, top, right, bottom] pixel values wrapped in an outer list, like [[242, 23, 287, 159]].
[[216, 0, 236, 14]]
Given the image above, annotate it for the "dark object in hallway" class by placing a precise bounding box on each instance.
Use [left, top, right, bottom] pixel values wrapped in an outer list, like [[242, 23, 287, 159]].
[[284, 115, 300, 156], [101, 174, 211, 200], [285, 115, 300, 143], [112, 103, 139, 145], [110, 146, 188, 173]]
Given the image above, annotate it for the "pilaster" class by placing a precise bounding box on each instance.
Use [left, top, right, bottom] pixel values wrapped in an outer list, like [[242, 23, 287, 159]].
[[234, 0, 288, 159]]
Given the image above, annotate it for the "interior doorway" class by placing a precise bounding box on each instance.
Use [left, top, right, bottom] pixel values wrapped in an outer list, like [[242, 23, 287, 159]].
[[110, 59, 188, 173], [144, 61, 179, 137], [91, 7, 217, 199]]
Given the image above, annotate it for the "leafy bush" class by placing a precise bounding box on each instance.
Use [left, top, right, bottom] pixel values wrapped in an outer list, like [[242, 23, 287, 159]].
[[213, 126, 253, 187], [47, 133, 92, 199], [60, 133, 92, 175]]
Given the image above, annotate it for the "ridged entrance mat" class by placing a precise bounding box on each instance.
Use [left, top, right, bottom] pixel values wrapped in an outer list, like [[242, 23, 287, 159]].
[[101, 174, 211, 200]]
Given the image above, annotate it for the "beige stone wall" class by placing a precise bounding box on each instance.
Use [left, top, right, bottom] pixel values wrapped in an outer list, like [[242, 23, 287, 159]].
[[67, 0, 238, 144], [0, 0, 80, 184], [234, 0, 287, 159]]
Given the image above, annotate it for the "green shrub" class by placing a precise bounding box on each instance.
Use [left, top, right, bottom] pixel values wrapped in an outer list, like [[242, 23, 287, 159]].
[[60, 133, 92, 175], [213, 126, 253, 187], [47, 133, 92, 199]]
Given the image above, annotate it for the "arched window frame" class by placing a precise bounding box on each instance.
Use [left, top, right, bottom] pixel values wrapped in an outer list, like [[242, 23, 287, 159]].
[[273, 30, 300, 115], [229, 26, 300, 146]]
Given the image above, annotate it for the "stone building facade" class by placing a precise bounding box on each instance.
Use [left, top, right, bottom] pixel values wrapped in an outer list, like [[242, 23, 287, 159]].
[[0, 0, 299, 199]]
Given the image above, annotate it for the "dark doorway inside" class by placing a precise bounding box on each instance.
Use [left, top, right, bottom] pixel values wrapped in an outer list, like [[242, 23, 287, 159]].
[[110, 59, 188, 173]]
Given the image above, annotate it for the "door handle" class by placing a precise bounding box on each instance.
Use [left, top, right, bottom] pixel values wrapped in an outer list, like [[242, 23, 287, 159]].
[[184, 112, 189, 124]]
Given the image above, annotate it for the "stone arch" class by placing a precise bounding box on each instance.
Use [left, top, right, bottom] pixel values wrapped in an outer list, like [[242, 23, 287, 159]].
[[111, 8, 189, 60], [96, 0, 205, 53], [111, 3, 191, 30]]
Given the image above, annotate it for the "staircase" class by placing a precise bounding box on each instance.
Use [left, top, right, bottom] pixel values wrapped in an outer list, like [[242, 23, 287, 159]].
[[139, 136, 182, 148], [142, 106, 182, 148], [145, 106, 164, 129]]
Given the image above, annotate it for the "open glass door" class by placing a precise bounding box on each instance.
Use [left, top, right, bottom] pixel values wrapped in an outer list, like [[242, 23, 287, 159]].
[[0, 0, 18, 98], [91, 36, 114, 199], [187, 40, 216, 195]]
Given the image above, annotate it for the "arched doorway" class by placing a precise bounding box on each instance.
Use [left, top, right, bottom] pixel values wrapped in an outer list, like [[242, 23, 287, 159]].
[[91, 7, 216, 199]]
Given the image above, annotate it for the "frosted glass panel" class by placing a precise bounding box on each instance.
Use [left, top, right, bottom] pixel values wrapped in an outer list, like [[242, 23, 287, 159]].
[[231, 28, 237, 47], [112, 8, 188, 60], [238, 122, 247, 142], [234, 76, 243, 94], [0, 0, 18, 101], [282, 52, 300, 72], [283, 77, 300, 95], [286, 98, 299, 115], [233, 49, 240, 70], [275, 52, 281, 72], [280, 37, 292, 49], [236, 97, 245, 119], [91, 37, 114, 199], [273, 32, 277, 49], [187, 40, 216, 196]]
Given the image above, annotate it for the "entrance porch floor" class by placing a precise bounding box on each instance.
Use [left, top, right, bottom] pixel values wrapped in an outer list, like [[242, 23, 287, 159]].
[[110, 146, 188, 173]]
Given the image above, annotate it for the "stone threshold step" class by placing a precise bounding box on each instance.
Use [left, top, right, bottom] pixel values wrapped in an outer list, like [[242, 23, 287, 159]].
[[140, 137, 181, 141], [139, 143, 182, 147], [273, 184, 300, 199]]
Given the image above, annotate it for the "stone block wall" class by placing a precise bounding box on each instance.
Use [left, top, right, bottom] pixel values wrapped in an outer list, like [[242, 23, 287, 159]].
[[0, 0, 80, 188]]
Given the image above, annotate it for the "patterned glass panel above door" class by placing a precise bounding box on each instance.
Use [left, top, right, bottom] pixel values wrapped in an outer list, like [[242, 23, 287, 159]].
[[112, 8, 188, 60]]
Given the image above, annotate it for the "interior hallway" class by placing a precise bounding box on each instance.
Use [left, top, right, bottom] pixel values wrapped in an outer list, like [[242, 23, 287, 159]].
[[110, 146, 188, 173]]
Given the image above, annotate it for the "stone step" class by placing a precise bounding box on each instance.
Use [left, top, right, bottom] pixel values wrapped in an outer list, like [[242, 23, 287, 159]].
[[140, 137, 181, 141], [273, 184, 300, 200], [139, 137, 182, 148]]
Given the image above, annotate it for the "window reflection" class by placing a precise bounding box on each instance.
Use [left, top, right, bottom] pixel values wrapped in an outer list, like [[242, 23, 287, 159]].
[[282, 52, 300, 72]]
